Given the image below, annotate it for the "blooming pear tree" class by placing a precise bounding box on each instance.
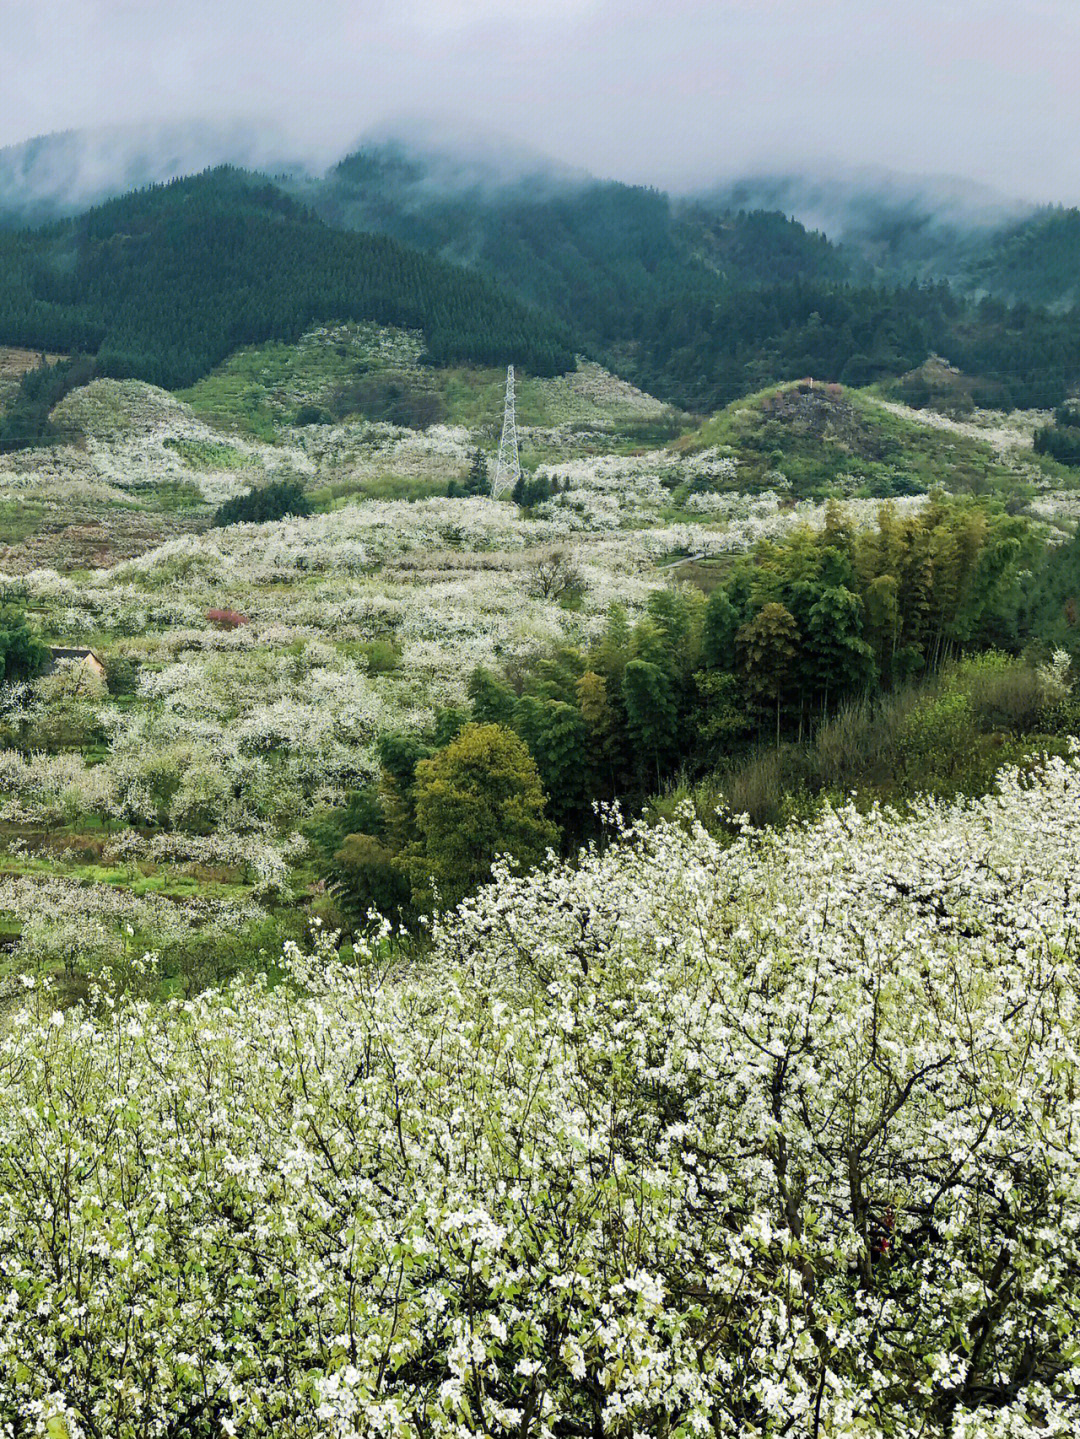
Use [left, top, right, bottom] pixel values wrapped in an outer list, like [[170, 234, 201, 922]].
[[0, 748, 1078, 1435]]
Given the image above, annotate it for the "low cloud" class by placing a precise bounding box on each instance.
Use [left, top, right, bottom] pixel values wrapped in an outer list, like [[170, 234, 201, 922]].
[[2, 0, 1077, 205]]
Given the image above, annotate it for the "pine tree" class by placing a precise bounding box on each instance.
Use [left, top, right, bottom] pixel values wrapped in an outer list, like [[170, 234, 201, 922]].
[[465, 449, 489, 496]]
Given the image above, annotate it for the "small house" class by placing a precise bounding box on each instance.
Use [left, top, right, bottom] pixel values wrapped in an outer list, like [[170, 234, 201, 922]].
[[44, 646, 106, 680]]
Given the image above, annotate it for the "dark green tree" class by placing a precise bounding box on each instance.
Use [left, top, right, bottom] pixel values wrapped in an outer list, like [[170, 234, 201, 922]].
[[332, 833, 411, 929], [0, 606, 48, 682], [621, 659, 679, 786], [702, 588, 741, 672], [411, 723, 557, 908], [737, 602, 801, 746], [806, 586, 876, 710], [214, 479, 311, 527], [512, 695, 589, 831], [465, 449, 490, 496], [468, 667, 518, 727]]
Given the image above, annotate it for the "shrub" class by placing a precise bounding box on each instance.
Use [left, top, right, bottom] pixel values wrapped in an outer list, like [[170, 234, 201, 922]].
[[206, 608, 249, 630], [0, 604, 48, 682], [330, 374, 447, 430], [355, 638, 400, 675], [213, 479, 311, 527], [895, 688, 975, 787], [103, 653, 141, 696], [292, 404, 332, 426], [954, 651, 1054, 732]]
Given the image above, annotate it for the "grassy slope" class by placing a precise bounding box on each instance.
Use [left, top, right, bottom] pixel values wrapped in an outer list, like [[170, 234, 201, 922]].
[[179, 321, 686, 450], [676, 378, 1076, 500]]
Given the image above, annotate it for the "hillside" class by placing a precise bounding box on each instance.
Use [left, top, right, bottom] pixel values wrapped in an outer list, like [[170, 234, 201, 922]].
[[0, 119, 312, 224], [4, 318, 1077, 576], [0, 324, 687, 569], [0, 312, 1076, 1433], [301, 145, 1080, 412], [3, 145, 1080, 430], [961, 205, 1080, 308], [0, 168, 575, 398], [6, 1, 1080, 1423], [675, 376, 1064, 499]]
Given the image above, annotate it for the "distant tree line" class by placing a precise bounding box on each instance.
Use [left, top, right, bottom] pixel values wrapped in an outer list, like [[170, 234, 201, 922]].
[[1033, 400, 1080, 466], [4, 165, 1080, 452], [315, 154, 1080, 413]]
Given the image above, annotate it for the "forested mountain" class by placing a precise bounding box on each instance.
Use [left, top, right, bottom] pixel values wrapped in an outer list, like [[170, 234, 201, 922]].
[[303, 147, 1080, 411], [303, 145, 854, 405], [309, 146, 848, 296], [705, 171, 1023, 282], [707, 171, 1080, 316], [6, 123, 1080, 316], [3, 139, 1080, 432], [0, 167, 574, 394], [960, 206, 1080, 308]]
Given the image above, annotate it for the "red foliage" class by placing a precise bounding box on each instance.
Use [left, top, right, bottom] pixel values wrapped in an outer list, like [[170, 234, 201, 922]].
[[206, 608, 249, 629]]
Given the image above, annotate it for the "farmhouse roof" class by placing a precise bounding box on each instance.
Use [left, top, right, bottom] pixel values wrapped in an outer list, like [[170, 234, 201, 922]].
[[43, 646, 106, 674]]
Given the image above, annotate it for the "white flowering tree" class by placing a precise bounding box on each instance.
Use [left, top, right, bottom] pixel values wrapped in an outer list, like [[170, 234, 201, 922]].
[[0, 749, 1078, 1435]]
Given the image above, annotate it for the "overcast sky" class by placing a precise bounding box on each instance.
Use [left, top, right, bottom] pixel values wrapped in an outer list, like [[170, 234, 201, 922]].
[[3, 0, 1078, 202]]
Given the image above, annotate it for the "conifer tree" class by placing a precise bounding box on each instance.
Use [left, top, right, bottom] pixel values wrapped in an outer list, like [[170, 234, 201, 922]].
[[465, 449, 489, 496]]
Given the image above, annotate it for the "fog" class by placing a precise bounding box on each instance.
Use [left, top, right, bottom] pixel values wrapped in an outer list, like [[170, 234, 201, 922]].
[[2, 0, 1078, 208]]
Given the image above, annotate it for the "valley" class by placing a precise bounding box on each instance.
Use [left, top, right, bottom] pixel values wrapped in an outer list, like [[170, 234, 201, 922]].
[[0, 320, 1076, 1013]]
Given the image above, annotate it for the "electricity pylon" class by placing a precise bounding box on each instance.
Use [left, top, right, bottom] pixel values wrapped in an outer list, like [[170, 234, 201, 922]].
[[491, 364, 521, 498]]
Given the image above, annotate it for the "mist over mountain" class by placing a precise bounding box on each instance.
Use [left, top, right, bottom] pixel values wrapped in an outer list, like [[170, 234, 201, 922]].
[[3, 120, 1080, 424], [702, 168, 1035, 284], [0, 118, 595, 228], [0, 164, 575, 455], [3, 114, 1077, 308], [0, 116, 1039, 245], [0, 119, 321, 224]]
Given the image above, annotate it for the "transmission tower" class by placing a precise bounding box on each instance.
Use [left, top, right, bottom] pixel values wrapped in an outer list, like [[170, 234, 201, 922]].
[[491, 364, 521, 498]]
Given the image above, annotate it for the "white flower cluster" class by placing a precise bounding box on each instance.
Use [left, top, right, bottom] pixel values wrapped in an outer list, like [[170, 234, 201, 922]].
[[0, 870, 264, 980], [1027, 489, 1080, 541], [1, 749, 1079, 1434]]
